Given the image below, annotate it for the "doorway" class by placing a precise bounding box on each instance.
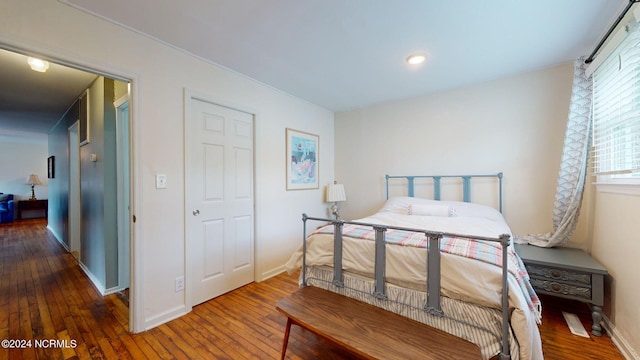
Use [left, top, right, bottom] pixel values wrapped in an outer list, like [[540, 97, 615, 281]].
[[0, 46, 137, 332]]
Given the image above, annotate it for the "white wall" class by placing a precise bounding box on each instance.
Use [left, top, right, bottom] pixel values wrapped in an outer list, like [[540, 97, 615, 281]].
[[335, 61, 640, 357], [0, 135, 49, 203], [335, 62, 577, 239], [0, 0, 334, 331], [591, 192, 640, 358]]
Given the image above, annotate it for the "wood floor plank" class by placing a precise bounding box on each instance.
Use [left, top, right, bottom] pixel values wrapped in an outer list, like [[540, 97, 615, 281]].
[[133, 331, 174, 360], [200, 299, 281, 359], [61, 315, 92, 360], [172, 316, 230, 359], [157, 322, 206, 360], [31, 261, 56, 339], [145, 327, 191, 360], [115, 334, 147, 360], [0, 218, 627, 360]]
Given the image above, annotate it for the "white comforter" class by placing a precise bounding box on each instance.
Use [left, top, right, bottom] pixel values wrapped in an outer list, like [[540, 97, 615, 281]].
[[286, 197, 543, 360]]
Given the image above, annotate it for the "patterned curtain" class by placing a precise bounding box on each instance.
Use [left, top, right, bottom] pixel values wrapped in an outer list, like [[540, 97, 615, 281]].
[[516, 57, 592, 248]]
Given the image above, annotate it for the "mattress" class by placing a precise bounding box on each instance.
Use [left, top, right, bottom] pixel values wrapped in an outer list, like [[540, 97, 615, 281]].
[[286, 197, 543, 360]]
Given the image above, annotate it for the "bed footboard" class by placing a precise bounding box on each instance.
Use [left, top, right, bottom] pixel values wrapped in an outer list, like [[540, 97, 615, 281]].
[[301, 213, 512, 360]]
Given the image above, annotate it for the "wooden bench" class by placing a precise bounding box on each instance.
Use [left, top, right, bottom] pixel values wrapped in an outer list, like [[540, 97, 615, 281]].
[[275, 286, 482, 359]]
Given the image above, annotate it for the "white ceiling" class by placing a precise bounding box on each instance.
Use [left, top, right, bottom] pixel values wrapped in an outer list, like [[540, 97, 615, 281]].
[[0, 0, 628, 136], [0, 48, 97, 138], [63, 0, 625, 111]]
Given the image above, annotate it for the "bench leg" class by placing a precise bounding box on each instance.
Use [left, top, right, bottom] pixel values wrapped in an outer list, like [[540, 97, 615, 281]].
[[281, 318, 293, 360]]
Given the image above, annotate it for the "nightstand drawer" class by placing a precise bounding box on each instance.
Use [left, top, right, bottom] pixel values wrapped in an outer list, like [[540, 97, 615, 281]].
[[529, 278, 592, 301], [526, 264, 591, 286]]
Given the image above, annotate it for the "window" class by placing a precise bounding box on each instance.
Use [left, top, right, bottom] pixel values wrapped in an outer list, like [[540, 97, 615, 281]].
[[592, 21, 640, 186]]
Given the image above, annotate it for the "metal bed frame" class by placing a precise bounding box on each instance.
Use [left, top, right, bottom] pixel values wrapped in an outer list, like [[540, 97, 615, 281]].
[[300, 173, 512, 360]]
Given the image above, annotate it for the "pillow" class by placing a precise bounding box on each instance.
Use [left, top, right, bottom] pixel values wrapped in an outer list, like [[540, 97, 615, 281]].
[[0, 203, 6, 212], [409, 203, 454, 217], [380, 196, 502, 220], [0, 194, 8, 202], [379, 197, 415, 214], [380, 197, 454, 215]]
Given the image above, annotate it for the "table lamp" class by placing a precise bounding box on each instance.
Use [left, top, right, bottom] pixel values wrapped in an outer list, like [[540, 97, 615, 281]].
[[26, 174, 42, 200], [326, 181, 346, 220]]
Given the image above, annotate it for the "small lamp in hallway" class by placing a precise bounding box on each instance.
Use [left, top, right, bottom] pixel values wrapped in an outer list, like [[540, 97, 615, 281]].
[[26, 174, 42, 200]]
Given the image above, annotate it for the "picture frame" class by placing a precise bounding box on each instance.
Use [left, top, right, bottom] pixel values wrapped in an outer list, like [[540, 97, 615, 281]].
[[48, 156, 55, 179], [286, 128, 319, 190]]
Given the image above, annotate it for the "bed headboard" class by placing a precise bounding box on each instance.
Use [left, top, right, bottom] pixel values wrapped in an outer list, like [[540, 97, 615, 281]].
[[385, 173, 504, 213]]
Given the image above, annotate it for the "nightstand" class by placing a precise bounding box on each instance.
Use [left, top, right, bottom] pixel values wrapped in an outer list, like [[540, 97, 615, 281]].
[[515, 244, 608, 336]]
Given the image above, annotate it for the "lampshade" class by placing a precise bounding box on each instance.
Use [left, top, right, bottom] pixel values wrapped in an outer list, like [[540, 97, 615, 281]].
[[326, 182, 346, 203], [26, 174, 42, 185]]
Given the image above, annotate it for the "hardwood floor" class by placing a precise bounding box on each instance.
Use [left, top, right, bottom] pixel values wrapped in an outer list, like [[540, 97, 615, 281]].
[[0, 219, 625, 359]]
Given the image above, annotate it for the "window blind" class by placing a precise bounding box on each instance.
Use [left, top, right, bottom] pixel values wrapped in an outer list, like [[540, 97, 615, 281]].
[[592, 22, 640, 177]]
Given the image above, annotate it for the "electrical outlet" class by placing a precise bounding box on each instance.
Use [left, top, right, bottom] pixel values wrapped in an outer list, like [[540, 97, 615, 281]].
[[175, 276, 185, 292], [156, 174, 168, 189]]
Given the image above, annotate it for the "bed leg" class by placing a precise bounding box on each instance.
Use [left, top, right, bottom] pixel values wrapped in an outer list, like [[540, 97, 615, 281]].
[[281, 318, 293, 360], [332, 221, 345, 287], [499, 234, 511, 360], [424, 233, 444, 316]]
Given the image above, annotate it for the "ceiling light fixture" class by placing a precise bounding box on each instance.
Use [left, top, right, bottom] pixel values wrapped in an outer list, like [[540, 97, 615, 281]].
[[405, 53, 427, 65], [27, 57, 49, 72]]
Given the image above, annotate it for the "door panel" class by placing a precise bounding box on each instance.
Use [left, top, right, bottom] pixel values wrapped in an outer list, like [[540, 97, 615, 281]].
[[235, 148, 252, 198], [204, 144, 224, 200], [203, 219, 224, 278], [234, 215, 252, 269]]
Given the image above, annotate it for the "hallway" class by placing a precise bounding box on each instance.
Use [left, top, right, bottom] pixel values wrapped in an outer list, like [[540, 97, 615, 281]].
[[0, 219, 130, 359]]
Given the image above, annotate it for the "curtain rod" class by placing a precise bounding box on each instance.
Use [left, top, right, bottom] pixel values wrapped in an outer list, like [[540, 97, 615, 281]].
[[585, 0, 639, 64]]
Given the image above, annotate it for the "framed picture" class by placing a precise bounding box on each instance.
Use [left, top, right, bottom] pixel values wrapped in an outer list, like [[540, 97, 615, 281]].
[[286, 128, 319, 190], [48, 156, 55, 179]]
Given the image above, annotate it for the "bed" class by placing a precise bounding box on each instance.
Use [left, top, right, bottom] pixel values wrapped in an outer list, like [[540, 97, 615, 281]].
[[286, 174, 543, 360]]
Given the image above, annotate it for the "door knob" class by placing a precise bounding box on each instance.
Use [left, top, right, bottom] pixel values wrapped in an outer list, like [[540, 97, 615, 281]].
[[192, 209, 200, 216]]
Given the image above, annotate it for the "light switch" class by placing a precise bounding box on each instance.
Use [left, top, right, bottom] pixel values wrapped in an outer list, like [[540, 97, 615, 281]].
[[156, 174, 168, 189]]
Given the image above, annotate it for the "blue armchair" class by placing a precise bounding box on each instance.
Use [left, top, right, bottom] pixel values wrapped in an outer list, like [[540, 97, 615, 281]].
[[0, 194, 15, 223]]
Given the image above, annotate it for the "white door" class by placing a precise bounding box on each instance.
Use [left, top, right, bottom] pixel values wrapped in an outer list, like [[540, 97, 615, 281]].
[[68, 121, 81, 260], [115, 96, 131, 290], [187, 97, 254, 306]]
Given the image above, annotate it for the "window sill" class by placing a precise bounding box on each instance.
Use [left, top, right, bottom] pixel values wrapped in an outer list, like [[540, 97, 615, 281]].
[[594, 183, 640, 196]]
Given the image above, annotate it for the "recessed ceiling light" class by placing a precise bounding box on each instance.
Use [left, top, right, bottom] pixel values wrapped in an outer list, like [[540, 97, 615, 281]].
[[27, 57, 49, 72], [406, 53, 427, 65]]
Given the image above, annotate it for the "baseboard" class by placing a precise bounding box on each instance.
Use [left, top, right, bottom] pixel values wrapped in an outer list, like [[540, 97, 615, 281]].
[[47, 225, 122, 297], [46, 225, 69, 251], [603, 314, 640, 360], [103, 285, 126, 296], [259, 265, 286, 282], [77, 261, 106, 296], [144, 305, 188, 331]]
